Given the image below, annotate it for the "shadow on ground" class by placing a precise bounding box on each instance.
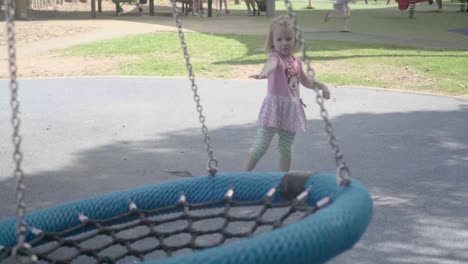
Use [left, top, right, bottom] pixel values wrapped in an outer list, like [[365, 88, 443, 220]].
[[1, 106, 467, 263]]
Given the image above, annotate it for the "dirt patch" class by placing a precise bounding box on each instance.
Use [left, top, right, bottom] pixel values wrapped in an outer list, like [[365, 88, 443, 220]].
[[0, 23, 96, 46], [18, 53, 132, 78]]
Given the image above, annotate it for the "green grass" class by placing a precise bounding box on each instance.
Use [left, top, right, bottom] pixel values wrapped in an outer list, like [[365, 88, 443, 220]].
[[63, 32, 468, 96], [61, 1, 468, 96]]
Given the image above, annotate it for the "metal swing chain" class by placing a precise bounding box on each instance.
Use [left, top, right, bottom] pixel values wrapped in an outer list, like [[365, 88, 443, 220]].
[[283, 1, 351, 186], [170, 0, 218, 176], [3, 4, 217, 262], [4, 0, 36, 262]]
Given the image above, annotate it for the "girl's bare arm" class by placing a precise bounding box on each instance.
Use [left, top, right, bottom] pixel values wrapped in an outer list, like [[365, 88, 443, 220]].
[[249, 56, 278, 79], [299, 65, 315, 88], [299, 66, 331, 99]]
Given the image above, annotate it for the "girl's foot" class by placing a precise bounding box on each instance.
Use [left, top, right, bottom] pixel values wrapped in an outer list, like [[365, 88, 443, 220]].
[[225, 9, 230, 14]]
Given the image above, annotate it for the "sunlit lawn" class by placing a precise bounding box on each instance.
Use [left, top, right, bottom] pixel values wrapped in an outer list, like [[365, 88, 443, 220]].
[[58, 0, 468, 96], [63, 31, 468, 96]]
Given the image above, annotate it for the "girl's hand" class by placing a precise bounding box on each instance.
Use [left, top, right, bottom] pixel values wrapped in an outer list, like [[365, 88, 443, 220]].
[[316, 82, 331, 99], [321, 85, 331, 100], [249, 74, 267, 79]]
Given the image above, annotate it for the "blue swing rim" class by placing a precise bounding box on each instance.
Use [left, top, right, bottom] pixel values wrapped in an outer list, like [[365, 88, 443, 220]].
[[0, 172, 373, 264]]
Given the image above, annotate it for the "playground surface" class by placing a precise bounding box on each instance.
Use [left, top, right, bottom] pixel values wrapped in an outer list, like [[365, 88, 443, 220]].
[[0, 77, 467, 263]]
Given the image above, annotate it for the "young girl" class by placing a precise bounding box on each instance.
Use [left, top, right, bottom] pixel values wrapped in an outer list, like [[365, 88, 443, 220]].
[[244, 15, 331, 172]]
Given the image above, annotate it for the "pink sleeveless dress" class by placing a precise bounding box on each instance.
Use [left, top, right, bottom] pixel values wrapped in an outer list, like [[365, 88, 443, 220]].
[[257, 52, 307, 132]]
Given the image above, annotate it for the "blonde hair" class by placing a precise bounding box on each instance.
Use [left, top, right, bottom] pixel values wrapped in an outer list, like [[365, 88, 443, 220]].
[[265, 15, 298, 53]]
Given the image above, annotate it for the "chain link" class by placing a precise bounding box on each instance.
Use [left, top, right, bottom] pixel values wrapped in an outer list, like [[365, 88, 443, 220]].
[[4, 0, 37, 262], [170, 1, 218, 176], [283, 1, 351, 186]]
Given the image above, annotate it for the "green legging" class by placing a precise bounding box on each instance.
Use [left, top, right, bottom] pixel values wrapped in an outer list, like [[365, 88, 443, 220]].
[[249, 127, 296, 161]]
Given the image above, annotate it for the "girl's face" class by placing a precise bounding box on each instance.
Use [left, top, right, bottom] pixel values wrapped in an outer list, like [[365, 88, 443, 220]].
[[272, 25, 295, 57]]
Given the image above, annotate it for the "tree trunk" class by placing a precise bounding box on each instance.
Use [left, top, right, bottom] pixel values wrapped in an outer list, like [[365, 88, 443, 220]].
[[15, 0, 30, 20]]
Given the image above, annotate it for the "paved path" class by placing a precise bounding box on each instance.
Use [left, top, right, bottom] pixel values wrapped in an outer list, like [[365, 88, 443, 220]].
[[0, 78, 467, 263]]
